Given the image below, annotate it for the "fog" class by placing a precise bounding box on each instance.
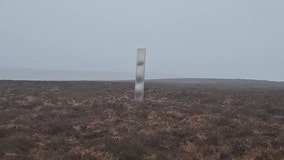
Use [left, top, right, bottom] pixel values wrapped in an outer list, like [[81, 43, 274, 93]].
[[0, 0, 283, 81]]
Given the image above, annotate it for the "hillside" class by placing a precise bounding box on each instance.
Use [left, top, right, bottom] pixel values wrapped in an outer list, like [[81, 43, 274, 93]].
[[148, 78, 284, 89], [0, 80, 283, 159]]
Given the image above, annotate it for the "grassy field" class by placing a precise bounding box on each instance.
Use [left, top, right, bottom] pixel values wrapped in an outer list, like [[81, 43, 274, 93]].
[[0, 80, 283, 160]]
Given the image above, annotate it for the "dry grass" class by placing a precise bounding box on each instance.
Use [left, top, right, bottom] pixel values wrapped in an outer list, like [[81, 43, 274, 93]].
[[0, 80, 283, 160]]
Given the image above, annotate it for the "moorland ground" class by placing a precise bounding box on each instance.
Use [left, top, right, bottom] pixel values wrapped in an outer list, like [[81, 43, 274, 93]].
[[0, 80, 283, 160]]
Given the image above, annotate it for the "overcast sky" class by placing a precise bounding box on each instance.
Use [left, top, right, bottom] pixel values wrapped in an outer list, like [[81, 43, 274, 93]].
[[0, 0, 283, 81]]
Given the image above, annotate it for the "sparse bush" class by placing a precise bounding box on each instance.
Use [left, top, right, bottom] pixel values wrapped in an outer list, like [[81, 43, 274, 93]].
[[105, 135, 147, 160], [265, 107, 282, 115]]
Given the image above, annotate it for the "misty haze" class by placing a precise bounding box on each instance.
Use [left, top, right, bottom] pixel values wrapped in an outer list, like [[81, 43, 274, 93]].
[[1, 0, 284, 81], [0, 0, 283, 160]]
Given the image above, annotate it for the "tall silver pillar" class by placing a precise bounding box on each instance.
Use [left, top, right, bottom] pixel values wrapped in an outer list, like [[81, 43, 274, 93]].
[[135, 48, 146, 101]]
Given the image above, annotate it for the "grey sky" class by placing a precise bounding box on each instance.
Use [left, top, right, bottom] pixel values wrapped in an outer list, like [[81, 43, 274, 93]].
[[0, 0, 283, 81]]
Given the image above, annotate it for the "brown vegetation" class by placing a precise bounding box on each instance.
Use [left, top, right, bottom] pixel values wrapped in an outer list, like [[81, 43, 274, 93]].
[[0, 80, 283, 160]]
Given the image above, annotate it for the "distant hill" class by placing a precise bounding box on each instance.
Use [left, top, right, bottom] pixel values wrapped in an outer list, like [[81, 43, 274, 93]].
[[1, 68, 283, 89], [0, 68, 134, 81], [148, 78, 284, 89]]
